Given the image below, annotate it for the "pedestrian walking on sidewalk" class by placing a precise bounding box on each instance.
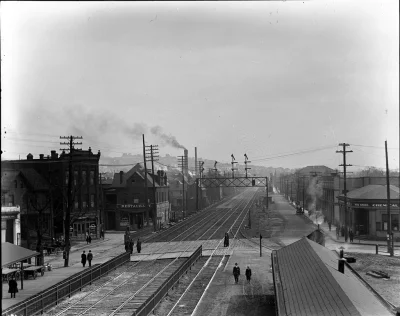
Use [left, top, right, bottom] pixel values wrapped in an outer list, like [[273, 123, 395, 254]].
[[86, 233, 90, 245], [341, 225, 345, 237], [137, 238, 142, 253], [125, 240, 129, 253], [225, 232, 230, 247], [349, 229, 354, 243], [233, 263, 240, 284], [87, 250, 93, 267], [245, 266, 252, 283], [8, 276, 18, 298], [129, 239, 134, 255], [336, 226, 340, 239], [101, 229, 105, 240], [328, 221, 332, 231], [81, 251, 87, 267], [88, 235, 92, 244]]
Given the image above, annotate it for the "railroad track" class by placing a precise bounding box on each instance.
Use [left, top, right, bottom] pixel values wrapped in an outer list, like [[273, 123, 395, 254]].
[[44, 189, 257, 316]]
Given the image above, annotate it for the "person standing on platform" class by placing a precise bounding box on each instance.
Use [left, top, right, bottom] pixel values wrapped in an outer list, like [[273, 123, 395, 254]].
[[129, 239, 134, 255], [233, 263, 240, 284], [81, 251, 87, 267], [349, 229, 354, 243], [87, 250, 93, 267], [8, 276, 18, 298], [245, 266, 252, 283], [225, 232, 230, 247], [137, 238, 142, 253]]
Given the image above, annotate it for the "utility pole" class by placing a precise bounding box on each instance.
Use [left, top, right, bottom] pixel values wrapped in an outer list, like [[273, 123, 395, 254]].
[[302, 176, 306, 211], [146, 144, 159, 231], [336, 143, 352, 242], [231, 154, 238, 178], [385, 141, 393, 256], [290, 181, 293, 203], [142, 135, 150, 227], [99, 173, 106, 232], [244, 154, 251, 178], [60, 135, 82, 267], [178, 155, 187, 220], [198, 161, 204, 211]]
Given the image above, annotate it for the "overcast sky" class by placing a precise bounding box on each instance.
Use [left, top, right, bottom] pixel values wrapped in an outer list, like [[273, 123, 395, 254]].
[[2, 0, 399, 170]]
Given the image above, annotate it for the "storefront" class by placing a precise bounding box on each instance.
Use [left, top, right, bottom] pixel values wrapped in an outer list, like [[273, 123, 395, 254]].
[[72, 215, 98, 239], [338, 185, 400, 239], [106, 204, 148, 231], [1, 206, 21, 245]]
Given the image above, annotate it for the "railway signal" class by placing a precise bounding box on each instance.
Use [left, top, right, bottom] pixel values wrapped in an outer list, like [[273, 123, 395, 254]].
[[244, 154, 251, 178]]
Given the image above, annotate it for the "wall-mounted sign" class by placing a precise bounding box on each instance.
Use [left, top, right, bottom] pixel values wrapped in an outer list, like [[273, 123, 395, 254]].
[[120, 216, 129, 227], [118, 204, 146, 209], [89, 223, 96, 232]]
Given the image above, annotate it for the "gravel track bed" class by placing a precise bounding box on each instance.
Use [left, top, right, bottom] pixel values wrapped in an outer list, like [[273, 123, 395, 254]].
[[152, 256, 211, 316], [167, 256, 226, 315]]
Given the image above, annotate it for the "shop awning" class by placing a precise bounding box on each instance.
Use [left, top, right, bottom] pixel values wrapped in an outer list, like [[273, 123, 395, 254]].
[[1, 242, 40, 268]]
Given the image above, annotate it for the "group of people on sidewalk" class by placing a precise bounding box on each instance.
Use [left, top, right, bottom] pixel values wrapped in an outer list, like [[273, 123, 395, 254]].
[[334, 224, 355, 242], [232, 263, 252, 284], [125, 238, 142, 254], [81, 250, 94, 267]]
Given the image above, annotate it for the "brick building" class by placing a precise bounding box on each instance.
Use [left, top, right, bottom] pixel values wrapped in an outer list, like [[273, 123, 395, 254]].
[[103, 163, 170, 231], [1, 148, 102, 244]]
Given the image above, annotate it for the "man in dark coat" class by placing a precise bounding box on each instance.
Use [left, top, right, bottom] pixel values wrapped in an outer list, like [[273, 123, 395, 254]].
[[88, 235, 92, 244], [81, 250, 87, 267], [137, 238, 142, 253], [129, 239, 134, 255], [8, 276, 18, 298], [245, 266, 252, 283], [125, 240, 129, 252], [87, 250, 93, 267], [86, 233, 90, 245], [349, 229, 354, 243], [224, 232, 229, 247], [233, 263, 240, 284]]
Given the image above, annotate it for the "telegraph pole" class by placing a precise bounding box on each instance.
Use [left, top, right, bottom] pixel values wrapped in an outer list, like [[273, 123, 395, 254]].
[[385, 141, 393, 256], [146, 144, 159, 231], [60, 135, 82, 267], [178, 155, 186, 220], [142, 135, 150, 227], [198, 161, 204, 211], [336, 143, 352, 242]]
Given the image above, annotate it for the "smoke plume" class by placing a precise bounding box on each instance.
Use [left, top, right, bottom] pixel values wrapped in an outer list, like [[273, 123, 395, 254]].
[[307, 177, 324, 225], [150, 125, 186, 150]]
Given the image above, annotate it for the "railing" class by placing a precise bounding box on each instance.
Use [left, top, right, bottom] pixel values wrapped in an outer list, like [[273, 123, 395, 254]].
[[135, 245, 203, 316], [2, 252, 130, 316]]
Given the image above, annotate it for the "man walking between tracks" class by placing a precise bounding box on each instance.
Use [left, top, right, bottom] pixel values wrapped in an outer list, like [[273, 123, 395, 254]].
[[224, 232, 229, 247], [81, 250, 87, 268], [245, 266, 252, 283], [233, 263, 240, 284], [87, 250, 93, 267], [137, 238, 142, 253]]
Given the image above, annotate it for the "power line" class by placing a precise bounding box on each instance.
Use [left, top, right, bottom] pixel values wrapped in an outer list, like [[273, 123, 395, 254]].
[[252, 145, 337, 162], [351, 144, 399, 150]]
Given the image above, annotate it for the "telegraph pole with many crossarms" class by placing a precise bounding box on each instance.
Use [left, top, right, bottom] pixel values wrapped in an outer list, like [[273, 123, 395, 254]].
[[60, 135, 82, 267], [336, 143, 352, 242], [146, 144, 159, 231], [178, 155, 187, 220]]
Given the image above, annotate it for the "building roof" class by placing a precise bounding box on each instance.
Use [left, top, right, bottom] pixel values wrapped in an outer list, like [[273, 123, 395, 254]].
[[2, 242, 40, 268], [110, 163, 167, 188], [339, 184, 400, 201], [273, 237, 392, 316], [297, 165, 336, 176]]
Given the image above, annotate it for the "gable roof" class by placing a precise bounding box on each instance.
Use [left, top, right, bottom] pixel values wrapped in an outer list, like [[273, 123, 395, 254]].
[[339, 184, 400, 201], [297, 165, 335, 176], [2, 242, 40, 267], [273, 237, 392, 316]]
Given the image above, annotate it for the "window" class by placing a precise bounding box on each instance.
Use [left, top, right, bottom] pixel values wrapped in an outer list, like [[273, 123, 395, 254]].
[[82, 171, 87, 185], [82, 195, 87, 208], [382, 214, 399, 231], [133, 195, 139, 204], [20, 181, 24, 189], [65, 171, 69, 185], [90, 171, 95, 185], [74, 171, 78, 186], [382, 214, 387, 230], [91, 194, 95, 207]]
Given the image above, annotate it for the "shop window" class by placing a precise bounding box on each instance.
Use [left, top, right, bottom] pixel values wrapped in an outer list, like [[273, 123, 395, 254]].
[[392, 214, 399, 231]]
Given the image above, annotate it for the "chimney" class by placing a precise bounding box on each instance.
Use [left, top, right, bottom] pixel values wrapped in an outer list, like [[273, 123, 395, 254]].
[[27, 153, 33, 160], [157, 170, 162, 186], [120, 171, 124, 184], [338, 258, 345, 274], [51, 150, 57, 159], [39, 154, 44, 160], [184, 149, 189, 176], [195, 147, 198, 177], [89, 147, 92, 155]]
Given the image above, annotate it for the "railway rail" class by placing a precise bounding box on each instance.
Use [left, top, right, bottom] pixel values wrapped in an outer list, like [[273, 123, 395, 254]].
[[44, 189, 258, 316]]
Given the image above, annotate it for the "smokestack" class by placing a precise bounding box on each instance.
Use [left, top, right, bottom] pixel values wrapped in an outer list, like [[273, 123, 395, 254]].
[[120, 171, 124, 184], [184, 149, 189, 176], [195, 147, 198, 177]]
